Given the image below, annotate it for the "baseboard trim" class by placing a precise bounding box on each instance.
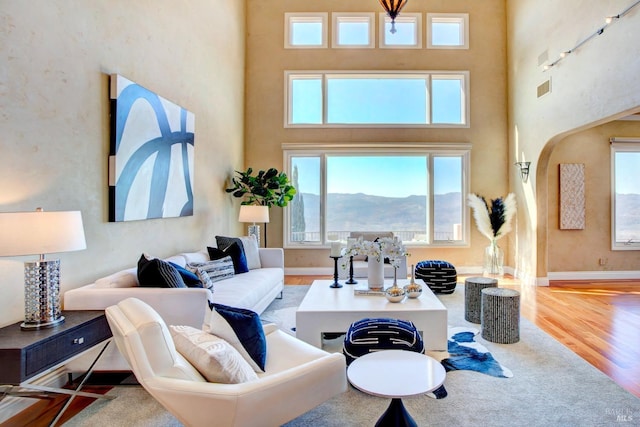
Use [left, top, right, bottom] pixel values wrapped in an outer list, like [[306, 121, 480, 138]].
[[548, 270, 640, 281]]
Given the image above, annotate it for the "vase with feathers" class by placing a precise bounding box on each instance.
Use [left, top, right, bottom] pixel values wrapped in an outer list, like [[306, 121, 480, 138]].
[[468, 193, 516, 276]]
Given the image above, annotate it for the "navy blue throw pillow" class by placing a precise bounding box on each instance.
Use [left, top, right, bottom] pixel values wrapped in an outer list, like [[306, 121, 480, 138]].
[[208, 242, 249, 274], [168, 262, 203, 288], [137, 255, 187, 288], [211, 303, 267, 371]]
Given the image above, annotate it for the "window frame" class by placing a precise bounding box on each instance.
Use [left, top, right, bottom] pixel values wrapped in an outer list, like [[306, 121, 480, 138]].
[[610, 139, 640, 250], [331, 12, 375, 49], [427, 13, 469, 50], [284, 12, 328, 49], [282, 142, 471, 249], [284, 70, 470, 128], [378, 12, 422, 49]]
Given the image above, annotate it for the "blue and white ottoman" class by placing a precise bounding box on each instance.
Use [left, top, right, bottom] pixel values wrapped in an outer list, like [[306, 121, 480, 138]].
[[415, 260, 457, 294], [343, 318, 424, 366]]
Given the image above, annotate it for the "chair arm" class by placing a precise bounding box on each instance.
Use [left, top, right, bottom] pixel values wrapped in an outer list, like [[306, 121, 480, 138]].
[[258, 248, 284, 269], [144, 353, 346, 427]]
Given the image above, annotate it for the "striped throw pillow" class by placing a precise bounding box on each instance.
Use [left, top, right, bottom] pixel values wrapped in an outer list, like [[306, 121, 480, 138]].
[[187, 256, 235, 288]]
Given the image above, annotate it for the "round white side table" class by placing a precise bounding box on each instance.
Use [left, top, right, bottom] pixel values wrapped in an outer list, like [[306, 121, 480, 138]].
[[347, 350, 446, 427]]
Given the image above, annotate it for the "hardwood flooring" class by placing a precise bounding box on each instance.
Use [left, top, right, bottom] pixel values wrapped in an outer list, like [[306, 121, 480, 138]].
[[287, 275, 640, 398], [3, 275, 639, 426]]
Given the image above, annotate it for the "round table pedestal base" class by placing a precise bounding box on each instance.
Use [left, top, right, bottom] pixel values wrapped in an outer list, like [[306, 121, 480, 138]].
[[375, 398, 417, 427]]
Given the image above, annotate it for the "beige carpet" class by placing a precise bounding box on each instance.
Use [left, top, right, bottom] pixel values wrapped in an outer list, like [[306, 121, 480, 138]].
[[67, 285, 640, 427]]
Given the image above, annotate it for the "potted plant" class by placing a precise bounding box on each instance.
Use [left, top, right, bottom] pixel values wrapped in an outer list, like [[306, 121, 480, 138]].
[[225, 167, 296, 207]]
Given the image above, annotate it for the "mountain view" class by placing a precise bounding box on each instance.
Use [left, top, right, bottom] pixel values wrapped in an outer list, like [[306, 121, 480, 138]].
[[294, 192, 462, 241]]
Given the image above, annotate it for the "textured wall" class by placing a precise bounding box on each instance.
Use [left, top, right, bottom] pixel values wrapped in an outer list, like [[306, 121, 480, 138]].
[[507, 0, 640, 282], [246, 0, 509, 269], [0, 1, 246, 327], [548, 121, 640, 272]]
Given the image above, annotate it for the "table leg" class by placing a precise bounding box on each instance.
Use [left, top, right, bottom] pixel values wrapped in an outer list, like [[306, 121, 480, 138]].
[[375, 398, 417, 427]]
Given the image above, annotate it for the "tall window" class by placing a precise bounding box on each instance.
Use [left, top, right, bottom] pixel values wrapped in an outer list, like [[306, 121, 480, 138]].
[[284, 144, 470, 248], [285, 71, 469, 127], [611, 140, 640, 250]]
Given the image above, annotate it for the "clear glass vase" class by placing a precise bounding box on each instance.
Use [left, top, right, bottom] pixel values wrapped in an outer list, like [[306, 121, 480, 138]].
[[483, 239, 504, 277]]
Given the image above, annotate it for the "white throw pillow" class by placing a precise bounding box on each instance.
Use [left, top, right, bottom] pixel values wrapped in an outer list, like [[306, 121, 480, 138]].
[[169, 325, 258, 384], [239, 235, 261, 270]]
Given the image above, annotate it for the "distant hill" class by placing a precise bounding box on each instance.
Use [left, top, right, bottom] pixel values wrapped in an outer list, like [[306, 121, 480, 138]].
[[299, 192, 461, 236]]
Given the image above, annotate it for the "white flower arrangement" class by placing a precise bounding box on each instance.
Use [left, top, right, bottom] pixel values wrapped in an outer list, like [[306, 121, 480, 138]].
[[344, 237, 407, 268]]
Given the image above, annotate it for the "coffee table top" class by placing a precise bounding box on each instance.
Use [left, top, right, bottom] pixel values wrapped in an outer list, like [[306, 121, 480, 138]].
[[297, 280, 447, 314], [347, 350, 446, 398]]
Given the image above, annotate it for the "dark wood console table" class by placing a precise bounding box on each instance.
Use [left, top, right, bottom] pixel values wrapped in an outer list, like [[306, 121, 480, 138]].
[[0, 310, 114, 426]]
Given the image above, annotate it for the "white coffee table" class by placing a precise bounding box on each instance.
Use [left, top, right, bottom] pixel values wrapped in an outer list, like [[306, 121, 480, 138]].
[[295, 279, 447, 350], [347, 350, 446, 427]]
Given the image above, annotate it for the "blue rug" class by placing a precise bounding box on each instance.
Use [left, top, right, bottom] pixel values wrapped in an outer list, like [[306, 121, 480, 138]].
[[428, 326, 512, 399]]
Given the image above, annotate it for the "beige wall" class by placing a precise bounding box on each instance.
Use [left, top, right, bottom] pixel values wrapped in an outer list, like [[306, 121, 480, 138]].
[[507, 0, 640, 283], [547, 121, 640, 272], [246, 0, 509, 269], [0, 1, 246, 327]]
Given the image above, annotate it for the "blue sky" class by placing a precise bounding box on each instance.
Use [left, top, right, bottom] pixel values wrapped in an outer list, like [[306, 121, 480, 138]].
[[616, 152, 640, 194], [293, 156, 461, 198]]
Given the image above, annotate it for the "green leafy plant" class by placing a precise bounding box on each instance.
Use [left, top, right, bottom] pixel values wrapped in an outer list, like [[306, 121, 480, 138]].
[[226, 167, 296, 207]]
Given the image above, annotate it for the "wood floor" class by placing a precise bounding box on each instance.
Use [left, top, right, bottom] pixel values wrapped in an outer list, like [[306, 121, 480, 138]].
[[288, 275, 640, 398]]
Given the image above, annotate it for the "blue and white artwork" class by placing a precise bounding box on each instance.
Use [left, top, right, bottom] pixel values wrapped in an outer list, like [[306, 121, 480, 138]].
[[109, 74, 195, 222]]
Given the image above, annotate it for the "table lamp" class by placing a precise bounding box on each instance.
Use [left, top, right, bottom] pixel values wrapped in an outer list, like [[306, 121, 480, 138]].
[[0, 208, 86, 329], [238, 205, 269, 247]]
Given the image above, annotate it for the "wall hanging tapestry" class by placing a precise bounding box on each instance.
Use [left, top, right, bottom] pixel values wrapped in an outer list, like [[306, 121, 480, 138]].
[[108, 74, 195, 222]]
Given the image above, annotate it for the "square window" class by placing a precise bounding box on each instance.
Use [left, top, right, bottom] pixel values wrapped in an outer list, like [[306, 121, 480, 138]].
[[427, 13, 469, 49], [332, 13, 375, 48], [379, 13, 422, 48], [285, 13, 328, 48]]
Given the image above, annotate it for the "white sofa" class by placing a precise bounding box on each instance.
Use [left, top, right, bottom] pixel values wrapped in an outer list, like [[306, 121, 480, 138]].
[[64, 248, 284, 371]]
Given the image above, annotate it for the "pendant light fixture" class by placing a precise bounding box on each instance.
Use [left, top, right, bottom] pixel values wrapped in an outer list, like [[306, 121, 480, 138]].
[[379, 0, 408, 34]]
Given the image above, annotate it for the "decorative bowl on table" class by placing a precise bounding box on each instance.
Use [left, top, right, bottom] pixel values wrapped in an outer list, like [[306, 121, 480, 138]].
[[385, 284, 406, 303], [404, 282, 423, 298]]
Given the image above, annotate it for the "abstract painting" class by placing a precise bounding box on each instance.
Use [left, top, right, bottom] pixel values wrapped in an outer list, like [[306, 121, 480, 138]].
[[109, 74, 194, 222], [559, 163, 585, 230]]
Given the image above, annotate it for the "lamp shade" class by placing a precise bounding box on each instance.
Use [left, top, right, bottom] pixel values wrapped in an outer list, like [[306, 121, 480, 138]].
[[0, 210, 86, 257], [238, 205, 270, 224], [379, 0, 408, 20]]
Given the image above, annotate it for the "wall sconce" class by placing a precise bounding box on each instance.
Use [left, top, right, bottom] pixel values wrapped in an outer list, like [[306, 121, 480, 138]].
[[515, 162, 531, 183]]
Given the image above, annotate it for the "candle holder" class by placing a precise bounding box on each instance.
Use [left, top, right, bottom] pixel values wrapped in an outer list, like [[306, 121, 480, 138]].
[[345, 256, 358, 285], [330, 256, 343, 288]]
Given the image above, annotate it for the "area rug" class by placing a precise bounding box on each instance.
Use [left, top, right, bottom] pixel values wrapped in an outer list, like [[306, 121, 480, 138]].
[[427, 326, 513, 399], [66, 285, 640, 427]]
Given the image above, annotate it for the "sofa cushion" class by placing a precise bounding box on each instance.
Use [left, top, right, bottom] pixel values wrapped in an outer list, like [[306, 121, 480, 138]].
[[169, 325, 258, 384], [208, 303, 267, 373], [208, 242, 248, 274], [137, 254, 187, 288], [94, 268, 138, 288]]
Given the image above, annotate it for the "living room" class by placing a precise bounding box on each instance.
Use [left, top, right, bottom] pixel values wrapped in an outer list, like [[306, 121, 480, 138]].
[[1, 0, 640, 424]]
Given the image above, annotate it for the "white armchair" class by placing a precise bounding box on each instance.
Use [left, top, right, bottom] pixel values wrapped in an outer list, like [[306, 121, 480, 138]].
[[105, 298, 347, 427]]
